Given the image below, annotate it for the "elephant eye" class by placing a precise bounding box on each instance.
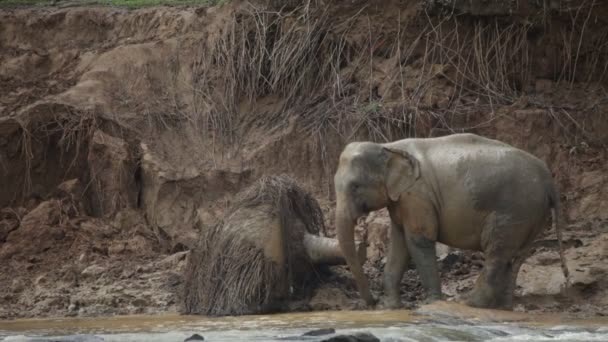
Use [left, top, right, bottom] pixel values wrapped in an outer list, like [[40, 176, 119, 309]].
[[350, 183, 359, 191]]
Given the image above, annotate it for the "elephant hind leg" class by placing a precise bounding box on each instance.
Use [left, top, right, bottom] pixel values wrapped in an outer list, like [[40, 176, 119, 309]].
[[466, 256, 513, 309], [469, 236, 535, 309], [508, 245, 535, 305], [508, 213, 551, 305], [468, 212, 542, 310]]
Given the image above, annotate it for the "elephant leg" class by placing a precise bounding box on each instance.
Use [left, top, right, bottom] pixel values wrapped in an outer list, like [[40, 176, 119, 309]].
[[405, 233, 442, 302], [505, 257, 525, 309], [508, 216, 550, 306], [384, 222, 408, 309], [507, 239, 538, 308], [467, 255, 513, 309], [467, 212, 531, 309], [508, 255, 528, 304]]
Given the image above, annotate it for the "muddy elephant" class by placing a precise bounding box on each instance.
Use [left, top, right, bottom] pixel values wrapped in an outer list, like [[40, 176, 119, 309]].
[[334, 133, 569, 309], [182, 175, 365, 316]]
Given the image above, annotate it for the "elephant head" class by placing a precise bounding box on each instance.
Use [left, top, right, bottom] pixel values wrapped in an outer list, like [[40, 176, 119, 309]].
[[334, 142, 420, 305]]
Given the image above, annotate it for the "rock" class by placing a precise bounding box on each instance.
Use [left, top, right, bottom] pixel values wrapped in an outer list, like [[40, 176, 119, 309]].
[[184, 333, 205, 341], [532, 251, 560, 266], [157, 251, 189, 268], [0, 208, 20, 243], [131, 298, 149, 307], [278, 328, 337, 340], [519, 233, 608, 297], [570, 266, 605, 286], [578, 193, 608, 220], [0, 219, 18, 242], [11, 279, 24, 292], [34, 275, 47, 286], [112, 209, 145, 231], [579, 171, 604, 189], [440, 250, 464, 270], [302, 328, 336, 336], [0, 200, 65, 260], [436, 242, 452, 260], [20, 200, 62, 227], [81, 265, 106, 278], [321, 332, 380, 342], [107, 241, 127, 255], [518, 264, 566, 296]]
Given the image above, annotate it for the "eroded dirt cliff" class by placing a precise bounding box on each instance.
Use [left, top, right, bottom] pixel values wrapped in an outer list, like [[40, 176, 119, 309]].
[[0, 0, 606, 319]]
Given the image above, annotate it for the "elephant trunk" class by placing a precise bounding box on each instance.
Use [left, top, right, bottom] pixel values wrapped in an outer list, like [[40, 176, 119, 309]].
[[335, 201, 375, 306], [303, 234, 367, 266]]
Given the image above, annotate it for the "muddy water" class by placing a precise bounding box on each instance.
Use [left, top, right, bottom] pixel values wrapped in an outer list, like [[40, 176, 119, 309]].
[[0, 303, 607, 341]]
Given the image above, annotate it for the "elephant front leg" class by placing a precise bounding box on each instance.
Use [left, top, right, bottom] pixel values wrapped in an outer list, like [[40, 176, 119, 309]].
[[384, 222, 409, 309], [405, 233, 442, 302]]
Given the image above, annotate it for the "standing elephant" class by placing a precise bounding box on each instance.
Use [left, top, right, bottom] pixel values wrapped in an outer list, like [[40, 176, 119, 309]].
[[334, 133, 569, 310]]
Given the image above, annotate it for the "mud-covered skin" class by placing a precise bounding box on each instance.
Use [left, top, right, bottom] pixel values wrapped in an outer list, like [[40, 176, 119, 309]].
[[334, 133, 566, 310]]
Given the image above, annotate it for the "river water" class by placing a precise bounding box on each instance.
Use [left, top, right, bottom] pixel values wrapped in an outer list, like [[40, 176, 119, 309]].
[[0, 303, 607, 341]]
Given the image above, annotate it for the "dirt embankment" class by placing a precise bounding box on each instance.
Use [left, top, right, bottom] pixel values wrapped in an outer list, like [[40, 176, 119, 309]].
[[0, 0, 607, 319]]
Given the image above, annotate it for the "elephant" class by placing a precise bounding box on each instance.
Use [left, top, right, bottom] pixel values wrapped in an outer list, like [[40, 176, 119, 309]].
[[182, 175, 366, 316], [334, 133, 569, 310]]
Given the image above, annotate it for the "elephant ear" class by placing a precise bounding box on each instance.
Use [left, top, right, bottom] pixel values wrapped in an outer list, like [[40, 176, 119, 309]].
[[383, 147, 420, 202]]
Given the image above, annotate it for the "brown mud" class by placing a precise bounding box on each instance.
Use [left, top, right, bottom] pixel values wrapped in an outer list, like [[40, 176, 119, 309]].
[[0, 0, 607, 319]]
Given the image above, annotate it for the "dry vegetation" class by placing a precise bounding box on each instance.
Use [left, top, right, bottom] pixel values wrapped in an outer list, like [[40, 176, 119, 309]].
[[13, 0, 604, 190], [152, 0, 607, 153], [7, 0, 607, 245]]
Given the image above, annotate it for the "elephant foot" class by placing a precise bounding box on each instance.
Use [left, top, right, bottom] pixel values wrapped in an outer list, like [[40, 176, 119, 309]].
[[465, 298, 512, 311], [362, 294, 378, 308], [464, 287, 491, 308], [452, 293, 469, 306], [420, 294, 442, 306], [464, 296, 487, 309], [382, 297, 403, 310], [421, 289, 443, 303], [464, 290, 512, 310]]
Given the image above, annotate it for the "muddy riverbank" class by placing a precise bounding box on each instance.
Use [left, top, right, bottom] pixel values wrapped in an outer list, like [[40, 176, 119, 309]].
[[1, 0, 607, 320]]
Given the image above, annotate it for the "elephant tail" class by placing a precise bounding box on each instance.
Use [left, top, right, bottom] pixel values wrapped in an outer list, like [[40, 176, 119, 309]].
[[549, 185, 571, 288]]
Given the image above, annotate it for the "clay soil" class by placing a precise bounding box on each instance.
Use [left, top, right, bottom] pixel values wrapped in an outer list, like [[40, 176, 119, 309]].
[[0, 0, 607, 319]]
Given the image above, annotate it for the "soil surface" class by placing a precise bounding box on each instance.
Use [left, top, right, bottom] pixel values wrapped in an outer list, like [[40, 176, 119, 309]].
[[0, 0, 607, 319]]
